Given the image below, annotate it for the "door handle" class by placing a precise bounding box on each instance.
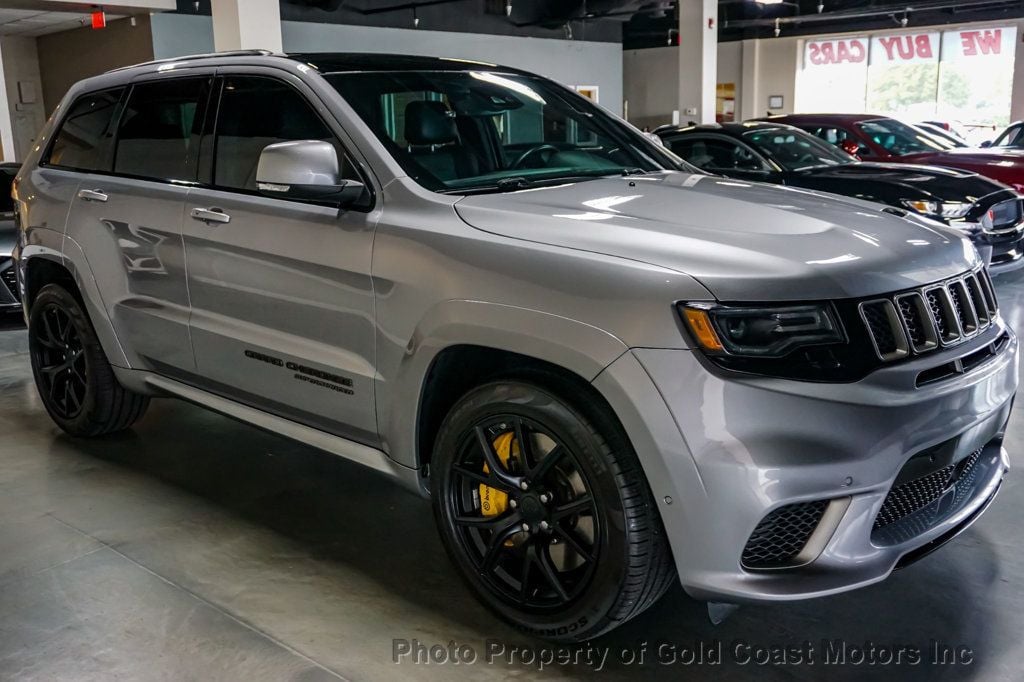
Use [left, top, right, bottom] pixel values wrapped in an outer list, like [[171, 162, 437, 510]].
[[190, 207, 231, 224], [77, 189, 108, 203]]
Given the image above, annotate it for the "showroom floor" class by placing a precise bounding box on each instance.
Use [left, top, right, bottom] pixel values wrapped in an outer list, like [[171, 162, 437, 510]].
[[1, 275, 1024, 682]]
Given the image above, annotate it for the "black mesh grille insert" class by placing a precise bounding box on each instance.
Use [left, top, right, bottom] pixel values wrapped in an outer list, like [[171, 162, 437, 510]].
[[898, 297, 926, 346], [873, 449, 983, 530], [741, 500, 828, 569], [949, 285, 966, 328], [926, 290, 951, 339], [862, 302, 897, 355], [0, 260, 16, 302], [965, 276, 987, 324]]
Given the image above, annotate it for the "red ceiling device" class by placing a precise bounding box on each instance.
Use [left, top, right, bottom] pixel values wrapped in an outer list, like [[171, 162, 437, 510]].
[[91, 10, 106, 29]]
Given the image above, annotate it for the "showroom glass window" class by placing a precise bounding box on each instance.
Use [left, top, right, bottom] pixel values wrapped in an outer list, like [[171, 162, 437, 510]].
[[46, 88, 125, 172], [114, 78, 209, 182], [212, 76, 360, 192], [795, 27, 1017, 140]]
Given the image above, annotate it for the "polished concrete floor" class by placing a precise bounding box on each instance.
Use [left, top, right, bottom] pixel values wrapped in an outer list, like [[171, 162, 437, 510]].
[[2, 275, 1024, 682]]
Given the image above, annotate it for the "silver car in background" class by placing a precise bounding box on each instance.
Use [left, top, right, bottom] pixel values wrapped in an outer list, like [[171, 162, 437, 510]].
[[10, 51, 1018, 641]]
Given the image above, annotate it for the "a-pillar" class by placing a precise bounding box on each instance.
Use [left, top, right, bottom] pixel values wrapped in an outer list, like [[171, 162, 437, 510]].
[[211, 0, 283, 53], [677, 0, 718, 125]]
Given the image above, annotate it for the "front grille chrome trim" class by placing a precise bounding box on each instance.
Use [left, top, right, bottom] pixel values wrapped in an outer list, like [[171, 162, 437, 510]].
[[948, 279, 979, 337], [924, 284, 964, 346]]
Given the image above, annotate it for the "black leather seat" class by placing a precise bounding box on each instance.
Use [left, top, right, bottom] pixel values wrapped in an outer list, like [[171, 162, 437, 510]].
[[404, 101, 479, 181]]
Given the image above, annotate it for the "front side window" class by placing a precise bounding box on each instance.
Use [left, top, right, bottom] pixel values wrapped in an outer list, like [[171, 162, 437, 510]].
[[743, 128, 854, 171], [212, 76, 360, 192], [327, 70, 677, 193], [856, 118, 945, 156], [114, 78, 209, 182], [46, 88, 124, 172]]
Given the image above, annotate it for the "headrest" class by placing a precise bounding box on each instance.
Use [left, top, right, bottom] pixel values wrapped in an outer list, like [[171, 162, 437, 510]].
[[404, 100, 458, 146]]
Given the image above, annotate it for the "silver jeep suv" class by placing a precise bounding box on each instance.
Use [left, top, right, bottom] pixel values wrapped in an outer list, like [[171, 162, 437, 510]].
[[11, 51, 1018, 641]]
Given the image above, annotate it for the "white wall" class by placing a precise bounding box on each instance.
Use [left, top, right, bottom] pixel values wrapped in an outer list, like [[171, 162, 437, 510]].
[[623, 41, 751, 128], [0, 36, 46, 162], [151, 14, 624, 115], [622, 47, 678, 129]]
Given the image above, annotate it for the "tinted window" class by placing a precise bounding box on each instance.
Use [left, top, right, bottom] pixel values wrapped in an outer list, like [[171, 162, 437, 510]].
[[47, 88, 124, 171], [0, 168, 15, 214], [668, 136, 768, 172], [213, 76, 356, 192], [743, 128, 853, 171], [855, 119, 945, 156], [114, 78, 209, 182]]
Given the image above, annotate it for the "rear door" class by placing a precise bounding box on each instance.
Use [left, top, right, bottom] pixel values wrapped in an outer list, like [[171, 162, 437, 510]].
[[64, 74, 212, 372], [182, 72, 379, 444]]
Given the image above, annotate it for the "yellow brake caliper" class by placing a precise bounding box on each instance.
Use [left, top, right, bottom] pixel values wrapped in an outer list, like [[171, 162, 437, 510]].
[[479, 431, 518, 518]]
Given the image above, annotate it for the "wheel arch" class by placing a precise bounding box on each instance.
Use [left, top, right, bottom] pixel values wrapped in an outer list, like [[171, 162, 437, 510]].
[[23, 242, 129, 368], [379, 300, 632, 480]]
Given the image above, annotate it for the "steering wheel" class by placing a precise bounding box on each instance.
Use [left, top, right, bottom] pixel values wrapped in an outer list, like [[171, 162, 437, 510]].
[[510, 144, 561, 170]]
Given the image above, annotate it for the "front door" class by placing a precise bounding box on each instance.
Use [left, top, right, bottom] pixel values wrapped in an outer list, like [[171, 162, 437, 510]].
[[183, 74, 379, 444]]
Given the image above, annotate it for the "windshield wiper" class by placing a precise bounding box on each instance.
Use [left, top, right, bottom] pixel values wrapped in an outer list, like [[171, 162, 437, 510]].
[[443, 167, 652, 196]]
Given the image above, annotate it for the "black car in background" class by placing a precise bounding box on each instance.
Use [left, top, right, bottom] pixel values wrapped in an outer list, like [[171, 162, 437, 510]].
[[658, 122, 1024, 274], [0, 163, 19, 311]]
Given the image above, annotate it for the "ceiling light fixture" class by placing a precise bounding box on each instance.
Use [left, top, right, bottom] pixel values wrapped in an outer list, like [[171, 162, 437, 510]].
[[505, 0, 512, 17], [774, 18, 781, 36]]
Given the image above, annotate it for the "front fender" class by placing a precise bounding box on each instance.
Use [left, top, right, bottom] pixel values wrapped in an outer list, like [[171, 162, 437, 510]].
[[378, 299, 630, 470]]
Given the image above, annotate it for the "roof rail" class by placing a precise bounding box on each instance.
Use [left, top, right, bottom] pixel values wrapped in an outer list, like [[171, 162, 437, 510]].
[[105, 49, 281, 74]]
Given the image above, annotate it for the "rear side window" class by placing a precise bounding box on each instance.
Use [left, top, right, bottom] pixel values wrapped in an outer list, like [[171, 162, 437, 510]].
[[114, 78, 209, 182], [0, 169, 15, 214], [213, 76, 357, 192], [46, 88, 124, 171]]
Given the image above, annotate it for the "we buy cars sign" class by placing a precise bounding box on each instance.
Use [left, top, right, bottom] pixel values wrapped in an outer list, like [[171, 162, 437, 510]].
[[804, 38, 867, 67], [870, 32, 939, 64], [805, 27, 1016, 68]]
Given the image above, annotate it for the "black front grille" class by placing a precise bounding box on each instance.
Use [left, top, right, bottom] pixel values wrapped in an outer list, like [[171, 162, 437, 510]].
[[742, 500, 828, 569], [898, 296, 926, 346], [874, 448, 983, 530], [861, 301, 897, 355], [0, 259, 17, 302], [926, 289, 949, 338]]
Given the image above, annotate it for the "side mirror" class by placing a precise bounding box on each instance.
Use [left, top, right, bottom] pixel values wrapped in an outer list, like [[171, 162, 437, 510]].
[[256, 140, 365, 207], [980, 140, 992, 148]]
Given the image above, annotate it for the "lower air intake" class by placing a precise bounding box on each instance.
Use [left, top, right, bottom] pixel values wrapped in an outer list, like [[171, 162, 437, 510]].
[[741, 500, 828, 569]]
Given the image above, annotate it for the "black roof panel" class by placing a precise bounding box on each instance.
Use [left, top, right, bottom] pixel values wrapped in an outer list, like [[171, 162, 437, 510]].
[[287, 52, 529, 75]]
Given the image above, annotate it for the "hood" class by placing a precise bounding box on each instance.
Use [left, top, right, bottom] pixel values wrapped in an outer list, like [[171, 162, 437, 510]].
[[454, 172, 978, 302], [903, 147, 1024, 170], [796, 162, 1007, 202], [0, 216, 14, 257]]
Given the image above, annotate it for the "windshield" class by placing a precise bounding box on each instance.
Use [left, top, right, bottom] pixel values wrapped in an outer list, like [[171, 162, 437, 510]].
[[742, 127, 854, 171], [856, 118, 946, 156], [326, 70, 681, 193]]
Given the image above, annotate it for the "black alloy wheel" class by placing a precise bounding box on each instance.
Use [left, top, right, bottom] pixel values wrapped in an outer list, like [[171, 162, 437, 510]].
[[432, 378, 676, 641], [31, 303, 88, 420], [445, 414, 601, 610]]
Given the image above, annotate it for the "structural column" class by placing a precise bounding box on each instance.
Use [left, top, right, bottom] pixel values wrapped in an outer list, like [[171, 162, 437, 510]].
[[677, 0, 718, 124], [211, 0, 283, 53]]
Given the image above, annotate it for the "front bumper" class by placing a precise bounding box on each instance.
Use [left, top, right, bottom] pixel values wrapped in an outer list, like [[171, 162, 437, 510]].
[[595, 321, 1017, 604]]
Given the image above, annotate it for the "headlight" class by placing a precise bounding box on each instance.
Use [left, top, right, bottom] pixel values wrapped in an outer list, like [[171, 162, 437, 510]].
[[901, 199, 972, 220], [679, 303, 844, 358]]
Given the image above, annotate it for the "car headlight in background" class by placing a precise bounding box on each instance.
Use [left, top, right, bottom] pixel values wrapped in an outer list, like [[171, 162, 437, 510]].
[[680, 303, 844, 357], [900, 199, 972, 220]]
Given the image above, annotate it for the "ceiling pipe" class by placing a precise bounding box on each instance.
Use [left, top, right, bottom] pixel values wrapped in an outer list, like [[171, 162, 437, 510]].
[[723, 0, 1019, 28]]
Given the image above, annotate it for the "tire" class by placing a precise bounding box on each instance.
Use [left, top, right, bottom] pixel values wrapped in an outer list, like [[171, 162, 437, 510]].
[[28, 284, 149, 437], [431, 377, 675, 642]]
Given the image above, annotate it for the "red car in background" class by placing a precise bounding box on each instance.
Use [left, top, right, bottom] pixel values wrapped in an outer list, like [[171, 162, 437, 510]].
[[762, 113, 1024, 192]]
